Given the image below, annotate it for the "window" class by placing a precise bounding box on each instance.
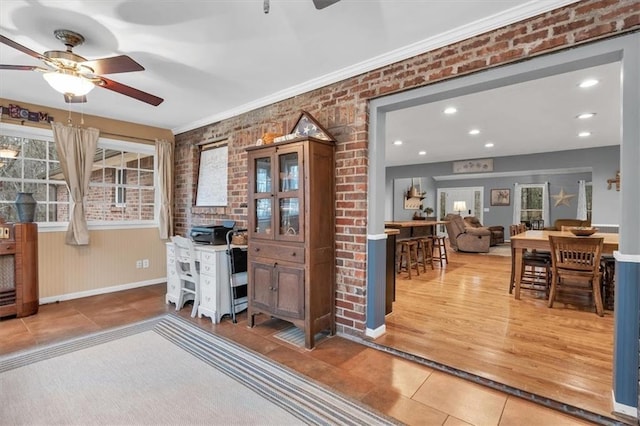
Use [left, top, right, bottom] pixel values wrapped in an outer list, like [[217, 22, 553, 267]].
[[115, 168, 127, 207], [0, 123, 156, 227], [519, 184, 546, 224], [0, 127, 68, 224]]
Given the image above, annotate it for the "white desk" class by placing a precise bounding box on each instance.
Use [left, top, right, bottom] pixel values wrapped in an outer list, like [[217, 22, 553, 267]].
[[166, 242, 247, 323]]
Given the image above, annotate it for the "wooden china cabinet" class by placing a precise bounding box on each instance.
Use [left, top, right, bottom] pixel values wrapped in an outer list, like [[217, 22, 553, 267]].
[[0, 222, 39, 319], [246, 134, 335, 349]]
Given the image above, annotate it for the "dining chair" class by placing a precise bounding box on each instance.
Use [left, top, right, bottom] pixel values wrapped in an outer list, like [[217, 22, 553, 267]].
[[509, 224, 551, 295], [171, 235, 200, 317], [548, 235, 604, 316]]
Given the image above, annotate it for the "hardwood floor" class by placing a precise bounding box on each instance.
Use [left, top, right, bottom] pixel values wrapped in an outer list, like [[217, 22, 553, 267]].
[[377, 245, 624, 422], [0, 282, 609, 425]]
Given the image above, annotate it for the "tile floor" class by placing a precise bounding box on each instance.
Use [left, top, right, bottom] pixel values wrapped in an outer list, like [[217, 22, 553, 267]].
[[0, 284, 600, 425]]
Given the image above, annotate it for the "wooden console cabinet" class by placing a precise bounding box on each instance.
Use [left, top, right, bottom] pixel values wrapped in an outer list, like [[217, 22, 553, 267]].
[[0, 222, 39, 318], [246, 136, 335, 349]]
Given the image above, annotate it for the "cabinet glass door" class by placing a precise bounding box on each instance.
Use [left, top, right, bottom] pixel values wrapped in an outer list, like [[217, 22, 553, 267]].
[[279, 198, 299, 236], [255, 199, 272, 236], [255, 157, 272, 193], [279, 152, 298, 192], [251, 155, 274, 239], [276, 149, 303, 242]]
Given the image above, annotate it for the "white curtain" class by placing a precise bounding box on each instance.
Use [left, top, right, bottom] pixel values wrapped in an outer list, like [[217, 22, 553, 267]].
[[156, 139, 174, 240], [52, 122, 99, 245], [576, 179, 587, 220], [542, 182, 550, 227], [512, 183, 521, 224]]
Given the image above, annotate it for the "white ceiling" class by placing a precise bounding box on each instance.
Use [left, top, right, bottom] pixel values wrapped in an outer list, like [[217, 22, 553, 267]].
[[385, 61, 621, 167], [1, 0, 615, 167]]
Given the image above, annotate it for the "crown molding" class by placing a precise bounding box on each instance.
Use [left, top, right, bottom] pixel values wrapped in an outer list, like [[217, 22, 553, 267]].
[[173, 0, 581, 135]]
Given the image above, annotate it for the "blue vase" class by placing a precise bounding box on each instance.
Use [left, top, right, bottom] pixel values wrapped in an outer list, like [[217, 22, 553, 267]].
[[15, 192, 37, 222]]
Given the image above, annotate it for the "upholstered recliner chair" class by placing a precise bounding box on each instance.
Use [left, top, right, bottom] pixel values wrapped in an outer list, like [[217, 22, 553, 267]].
[[464, 216, 505, 246], [444, 214, 491, 253]]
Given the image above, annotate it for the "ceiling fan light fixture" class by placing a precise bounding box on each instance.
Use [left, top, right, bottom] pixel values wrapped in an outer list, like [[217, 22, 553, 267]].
[[43, 70, 95, 96]]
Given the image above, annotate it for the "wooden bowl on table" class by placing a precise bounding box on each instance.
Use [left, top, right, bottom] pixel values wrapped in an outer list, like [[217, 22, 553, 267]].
[[569, 227, 598, 236]]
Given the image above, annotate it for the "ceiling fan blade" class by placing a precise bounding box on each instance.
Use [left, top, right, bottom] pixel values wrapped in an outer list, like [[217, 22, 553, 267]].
[[81, 55, 144, 75], [0, 34, 46, 60], [64, 94, 87, 103], [312, 0, 340, 9], [97, 77, 163, 106], [0, 64, 47, 71]]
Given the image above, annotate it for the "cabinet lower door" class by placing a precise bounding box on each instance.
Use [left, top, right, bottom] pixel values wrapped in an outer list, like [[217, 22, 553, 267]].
[[273, 265, 304, 320], [250, 261, 274, 313]]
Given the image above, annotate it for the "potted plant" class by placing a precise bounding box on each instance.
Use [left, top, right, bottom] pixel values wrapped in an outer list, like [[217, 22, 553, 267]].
[[424, 206, 435, 220]]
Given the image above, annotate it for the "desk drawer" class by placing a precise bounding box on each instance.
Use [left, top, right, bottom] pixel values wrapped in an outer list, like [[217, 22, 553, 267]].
[[0, 243, 16, 254], [250, 242, 304, 264]]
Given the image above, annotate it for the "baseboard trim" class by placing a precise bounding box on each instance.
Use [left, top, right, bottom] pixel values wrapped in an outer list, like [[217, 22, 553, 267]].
[[612, 390, 639, 419], [39, 278, 165, 304], [365, 324, 386, 339], [614, 251, 640, 263]]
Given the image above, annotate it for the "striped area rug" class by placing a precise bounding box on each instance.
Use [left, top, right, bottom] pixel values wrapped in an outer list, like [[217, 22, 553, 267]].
[[273, 325, 328, 348], [0, 314, 399, 425]]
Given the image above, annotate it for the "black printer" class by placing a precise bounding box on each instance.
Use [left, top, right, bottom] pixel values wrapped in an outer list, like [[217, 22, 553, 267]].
[[190, 221, 235, 245]]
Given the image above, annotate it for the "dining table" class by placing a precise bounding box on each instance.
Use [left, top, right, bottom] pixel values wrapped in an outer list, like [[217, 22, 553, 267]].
[[510, 230, 619, 300]]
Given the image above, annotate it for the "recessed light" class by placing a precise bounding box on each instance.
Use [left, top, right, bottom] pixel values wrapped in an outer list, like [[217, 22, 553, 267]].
[[484, 142, 494, 148], [579, 79, 599, 88], [468, 129, 480, 135], [577, 112, 596, 119], [443, 107, 457, 114], [418, 150, 427, 156], [393, 140, 403, 146], [578, 131, 591, 137]]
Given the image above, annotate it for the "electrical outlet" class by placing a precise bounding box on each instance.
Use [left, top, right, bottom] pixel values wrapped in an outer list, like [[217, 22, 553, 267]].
[[142, 259, 149, 268], [136, 260, 142, 269]]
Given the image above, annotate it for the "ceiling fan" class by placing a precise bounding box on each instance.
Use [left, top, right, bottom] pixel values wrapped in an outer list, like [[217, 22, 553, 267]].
[[0, 29, 163, 106], [264, 0, 340, 13]]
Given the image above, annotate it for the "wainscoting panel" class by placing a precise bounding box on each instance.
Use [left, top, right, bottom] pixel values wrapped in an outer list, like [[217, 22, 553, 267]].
[[37, 228, 167, 300]]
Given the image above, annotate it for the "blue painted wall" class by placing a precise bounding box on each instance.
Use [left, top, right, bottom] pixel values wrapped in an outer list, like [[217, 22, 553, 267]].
[[386, 146, 620, 228]]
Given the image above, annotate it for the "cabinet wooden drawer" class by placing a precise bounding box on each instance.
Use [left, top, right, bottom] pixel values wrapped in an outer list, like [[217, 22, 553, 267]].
[[250, 242, 304, 264]]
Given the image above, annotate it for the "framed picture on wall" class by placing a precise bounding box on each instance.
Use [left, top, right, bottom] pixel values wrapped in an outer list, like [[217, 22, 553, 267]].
[[490, 188, 510, 206]]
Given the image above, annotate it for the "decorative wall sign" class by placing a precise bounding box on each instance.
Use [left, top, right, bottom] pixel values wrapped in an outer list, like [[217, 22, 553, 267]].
[[1, 104, 53, 123], [404, 197, 423, 210], [490, 188, 510, 206], [452, 158, 493, 173]]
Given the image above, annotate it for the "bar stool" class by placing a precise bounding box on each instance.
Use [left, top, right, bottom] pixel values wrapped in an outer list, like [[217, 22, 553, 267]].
[[414, 237, 434, 272], [397, 239, 420, 278], [431, 235, 448, 267]]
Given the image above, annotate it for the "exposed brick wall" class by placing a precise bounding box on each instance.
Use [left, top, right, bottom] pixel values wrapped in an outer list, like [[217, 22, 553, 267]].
[[84, 156, 155, 221], [174, 0, 640, 338]]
